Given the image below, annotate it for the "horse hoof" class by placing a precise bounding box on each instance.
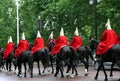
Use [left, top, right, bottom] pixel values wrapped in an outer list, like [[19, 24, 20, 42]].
[[38, 73, 41, 75], [110, 74, 113, 77], [66, 75, 69, 77], [104, 78, 108, 81], [42, 71, 44, 73], [85, 73, 88, 76], [75, 74, 78, 76], [61, 75, 64, 78], [70, 74, 74, 78], [19, 75, 22, 78], [30, 76, 33, 78], [51, 71, 54, 74], [94, 76, 97, 80], [54, 74, 57, 77]]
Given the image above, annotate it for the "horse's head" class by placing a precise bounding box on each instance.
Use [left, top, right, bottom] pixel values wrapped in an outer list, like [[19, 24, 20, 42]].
[[29, 42, 33, 51], [0, 48, 4, 57], [47, 42, 55, 52], [0, 54, 4, 68], [90, 38, 99, 51]]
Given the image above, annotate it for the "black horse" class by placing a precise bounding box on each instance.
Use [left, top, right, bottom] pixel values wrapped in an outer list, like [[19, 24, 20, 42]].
[[0, 46, 17, 72], [5, 52, 15, 71], [16, 50, 34, 78], [54, 46, 78, 78], [0, 48, 5, 71], [30, 45, 50, 75], [47, 41, 56, 73], [90, 38, 99, 69], [90, 39, 120, 81], [0, 54, 5, 71], [65, 46, 93, 77], [76, 46, 93, 76]]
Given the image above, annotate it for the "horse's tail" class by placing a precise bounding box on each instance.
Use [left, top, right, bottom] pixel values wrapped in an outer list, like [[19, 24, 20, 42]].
[[69, 46, 75, 55], [44, 48, 50, 65], [69, 46, 78, 66], [27, 51, 34, 62], [40, 48, 50, 68], [85, 46, 94, 61], [27, 51, 33, 75]]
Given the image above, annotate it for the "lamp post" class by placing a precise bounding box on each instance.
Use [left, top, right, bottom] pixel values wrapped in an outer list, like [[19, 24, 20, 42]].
[[38, 16, 42, 32], [89, 0, 101, 39], [16, 0, 19, 44]]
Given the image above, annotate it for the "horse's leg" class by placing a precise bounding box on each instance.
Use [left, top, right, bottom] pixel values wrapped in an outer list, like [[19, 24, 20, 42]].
[[110, 61, 115, 77], [54, 65, 59, 77], [28, 57, 33, 78], [17, 63, 22, 77], [50, 55, 54, 73], [69, 66, 75, 78], [23, 63, 27, 77], [29, 62, 33, 78], [12, 58, 17, 73], [66, 63, 71, 77], [82, 60, 89, 76], [6, 60, 8, 71], [60, 67, 64, 78], [94, 61, 102, 80], [54, 60, 60, 77], [14, 64, 17, 74], [37, 61, 41, 75], [86, 55, 89, 64], [71, 64, 78, 76], [41, 61, 47, 73], [9, 62, 12, 71], [74, 67, 78, 76], [101, 62, 108, 81], [51, 59, 54, 73]]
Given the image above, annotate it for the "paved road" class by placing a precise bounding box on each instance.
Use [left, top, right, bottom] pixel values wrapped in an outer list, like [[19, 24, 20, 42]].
[[0, 64, 119, 81]]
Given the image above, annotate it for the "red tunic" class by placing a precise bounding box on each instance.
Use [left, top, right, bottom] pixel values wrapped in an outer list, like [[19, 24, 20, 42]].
[[96, 30, 117, 55], [3, 42, 14, 59], [31, 38, 44, 54], [117, 34, 120, 44], [70, 36, 83, 51], [14, 40, 29, 57], [52, 36, 68, 54]]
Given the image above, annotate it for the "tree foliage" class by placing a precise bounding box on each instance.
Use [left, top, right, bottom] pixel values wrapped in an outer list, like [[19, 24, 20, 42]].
[[0, 0, 120, 47]]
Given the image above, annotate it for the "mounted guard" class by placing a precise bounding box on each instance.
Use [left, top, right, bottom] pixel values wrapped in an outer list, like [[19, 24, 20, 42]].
[[3, 36, 14, 71], [31, 30, 44, 54], [14, 32, 29, 58], [47, 31, 56, 51], [70, 27, 83, 51], [96, 19, 117, 55], [3, 36, 14, 59], [52, 27, 68, 55]]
